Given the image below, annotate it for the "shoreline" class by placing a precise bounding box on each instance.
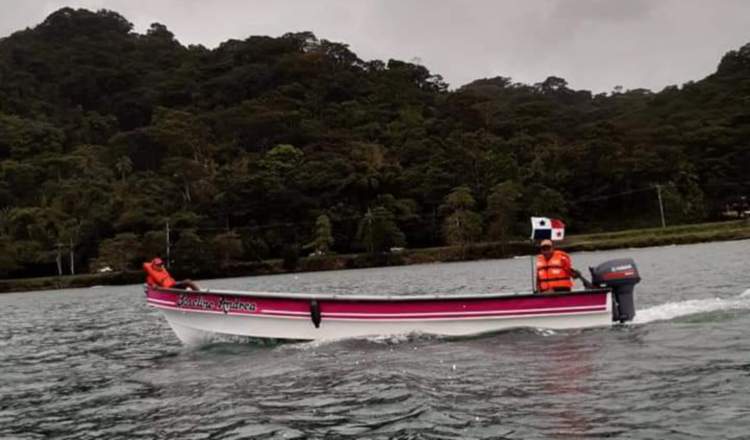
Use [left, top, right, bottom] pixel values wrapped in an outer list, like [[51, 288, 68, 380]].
[[1, 220, 748, 294]]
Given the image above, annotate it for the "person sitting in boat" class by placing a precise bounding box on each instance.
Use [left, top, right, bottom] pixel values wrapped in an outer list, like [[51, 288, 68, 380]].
[[536, 240, 589, 293], [143, 258, 200, 290]]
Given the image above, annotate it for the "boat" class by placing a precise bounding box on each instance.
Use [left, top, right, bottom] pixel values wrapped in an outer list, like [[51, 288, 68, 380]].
[[146, 258, 641, 345]]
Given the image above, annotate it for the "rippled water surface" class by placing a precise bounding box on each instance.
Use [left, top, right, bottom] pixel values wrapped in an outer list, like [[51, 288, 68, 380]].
[[2, 240, 750, 439]]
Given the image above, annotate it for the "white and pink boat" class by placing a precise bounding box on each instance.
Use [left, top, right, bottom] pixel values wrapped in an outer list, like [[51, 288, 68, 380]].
[[146, 258, 641, 345]]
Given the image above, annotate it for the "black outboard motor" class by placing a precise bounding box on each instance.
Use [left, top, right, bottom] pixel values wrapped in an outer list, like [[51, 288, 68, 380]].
[[590, 258, 641, 323]]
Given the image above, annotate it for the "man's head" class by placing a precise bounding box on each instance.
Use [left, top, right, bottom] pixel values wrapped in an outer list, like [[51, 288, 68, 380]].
[[540, 239, 553, 258], [151, 258, 165, 270]]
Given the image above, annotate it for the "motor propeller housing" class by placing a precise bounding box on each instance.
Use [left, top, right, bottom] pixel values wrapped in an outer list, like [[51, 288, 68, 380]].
[[590, 258, 641, 322]]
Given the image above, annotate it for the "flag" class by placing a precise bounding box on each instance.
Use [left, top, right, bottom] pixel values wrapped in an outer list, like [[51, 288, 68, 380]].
[[550, 218, 565, 241], [530, 217, 551, 239], [530, 217, 565, 241]]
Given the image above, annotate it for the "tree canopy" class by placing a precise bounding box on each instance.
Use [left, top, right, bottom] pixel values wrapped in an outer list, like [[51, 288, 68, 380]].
[[0, 7, 748, 277]]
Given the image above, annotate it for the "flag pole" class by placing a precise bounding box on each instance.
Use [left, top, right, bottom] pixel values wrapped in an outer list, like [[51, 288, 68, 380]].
[[529, 217, 536, 293], [530, 238, 536, 293]]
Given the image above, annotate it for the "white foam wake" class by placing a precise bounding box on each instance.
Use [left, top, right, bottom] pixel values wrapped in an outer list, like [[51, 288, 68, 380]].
[[277, 332, 442, 352], [275, 337, 343, 352], [275, 333, 414, 352], [634, 291, 750, 324]]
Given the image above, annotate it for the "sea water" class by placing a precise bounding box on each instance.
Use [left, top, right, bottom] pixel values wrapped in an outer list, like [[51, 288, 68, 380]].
[[1, 240, 749, 439]]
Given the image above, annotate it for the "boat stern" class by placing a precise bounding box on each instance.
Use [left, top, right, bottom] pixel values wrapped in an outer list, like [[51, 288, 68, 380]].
[[590, 258, 641, 323]]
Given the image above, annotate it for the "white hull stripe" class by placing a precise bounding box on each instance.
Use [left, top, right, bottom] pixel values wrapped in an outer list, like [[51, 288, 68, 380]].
[[148, 298, 178, 306]]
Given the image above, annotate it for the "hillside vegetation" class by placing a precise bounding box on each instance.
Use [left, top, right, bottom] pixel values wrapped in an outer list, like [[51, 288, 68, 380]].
[[1, 8, 749, 278]]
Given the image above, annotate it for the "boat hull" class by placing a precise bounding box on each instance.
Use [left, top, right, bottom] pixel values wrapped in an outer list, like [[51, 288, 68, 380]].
[[146, 287, 613, 345]]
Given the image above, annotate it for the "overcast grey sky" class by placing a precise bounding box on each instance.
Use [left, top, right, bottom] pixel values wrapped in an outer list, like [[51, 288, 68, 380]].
[[2, 1, 750, 92]]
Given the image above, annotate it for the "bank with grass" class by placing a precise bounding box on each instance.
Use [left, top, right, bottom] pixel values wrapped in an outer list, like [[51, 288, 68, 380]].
[[1, 220, 748, 293]]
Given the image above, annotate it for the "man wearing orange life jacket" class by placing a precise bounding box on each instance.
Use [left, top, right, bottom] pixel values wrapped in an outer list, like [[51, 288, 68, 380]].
[[143, 258, 199, 290], [536, 240, 588, 293]]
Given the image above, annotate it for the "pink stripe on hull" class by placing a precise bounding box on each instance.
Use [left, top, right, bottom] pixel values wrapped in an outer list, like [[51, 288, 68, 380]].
[[268, 306, 607, 320]]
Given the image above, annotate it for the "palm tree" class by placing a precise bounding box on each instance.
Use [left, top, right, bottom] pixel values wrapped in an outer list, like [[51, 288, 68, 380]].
[[114, 156, 133, 183]]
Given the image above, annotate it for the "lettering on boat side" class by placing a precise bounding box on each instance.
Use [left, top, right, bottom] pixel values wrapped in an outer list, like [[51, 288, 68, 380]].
[[218, 296, 257, 314], [177, 295, 213, 310], [177, 294, 257, 314]]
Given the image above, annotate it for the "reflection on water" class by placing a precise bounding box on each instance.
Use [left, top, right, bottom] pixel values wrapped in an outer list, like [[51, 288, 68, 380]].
[[541, 336, 597, 439], [0, 240, 749, 438]]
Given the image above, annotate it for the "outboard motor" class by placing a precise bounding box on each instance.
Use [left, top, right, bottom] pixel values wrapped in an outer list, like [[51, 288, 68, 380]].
[[590, 258, 641, 323]]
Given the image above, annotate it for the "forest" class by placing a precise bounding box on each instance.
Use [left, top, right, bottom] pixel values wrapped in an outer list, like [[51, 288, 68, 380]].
[[0, 8, 749, 278]]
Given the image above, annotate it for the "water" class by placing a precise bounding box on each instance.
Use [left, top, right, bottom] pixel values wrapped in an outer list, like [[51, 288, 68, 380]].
[[1, 240, 750, 439]]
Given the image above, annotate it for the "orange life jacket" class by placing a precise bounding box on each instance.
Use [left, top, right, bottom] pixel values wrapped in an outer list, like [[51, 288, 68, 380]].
[[143, 262, 176, 288], [537, 250, 574, 292]]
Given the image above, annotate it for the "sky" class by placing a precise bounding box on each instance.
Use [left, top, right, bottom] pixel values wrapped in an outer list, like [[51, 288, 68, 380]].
[[2, 0, 750, 92]]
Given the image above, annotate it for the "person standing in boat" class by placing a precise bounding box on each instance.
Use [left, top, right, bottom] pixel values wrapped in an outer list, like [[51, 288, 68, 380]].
[[143, 258, 200, 290], [536, 240, 588, 293]]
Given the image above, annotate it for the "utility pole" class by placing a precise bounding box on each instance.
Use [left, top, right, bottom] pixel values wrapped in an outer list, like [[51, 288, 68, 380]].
[[69, 237, 75, 275], [656, 184, 666, 228], [165, 219, 171, 268]]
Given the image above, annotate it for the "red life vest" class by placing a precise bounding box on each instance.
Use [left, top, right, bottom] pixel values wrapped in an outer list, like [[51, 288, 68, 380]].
[[143, 262, 176, 288], [537, 250, 573, 292]]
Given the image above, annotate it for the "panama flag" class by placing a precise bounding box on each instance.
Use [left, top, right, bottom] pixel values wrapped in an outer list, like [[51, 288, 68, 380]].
[[530, 217, 566, 241]]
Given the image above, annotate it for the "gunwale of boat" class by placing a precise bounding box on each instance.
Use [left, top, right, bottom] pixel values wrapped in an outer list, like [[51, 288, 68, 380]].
[[157, 287, 610, 302]]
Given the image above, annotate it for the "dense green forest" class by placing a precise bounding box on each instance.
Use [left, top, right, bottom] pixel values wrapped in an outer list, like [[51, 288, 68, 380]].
[[0, 8, 748, 278]]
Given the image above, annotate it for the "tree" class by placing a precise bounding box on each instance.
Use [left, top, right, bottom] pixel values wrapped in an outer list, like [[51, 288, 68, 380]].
[[661, 181, 707, 224], [441, 186, 483, 253], [172, 229, 214, 275], [212, 231, 244, 267], [281, 244, 300, 271], [306, 214, 334, 254], [141, 230, 166, 262], [94, 233, 140, 271], [0, 114, 64, 159], [114, 156, 133, 182], [486, 181, 522, 250], [0, 236, 19, 276], [356, 207, 405, 254], [261, 144, 304, 177], [523, 184, 568, 222]]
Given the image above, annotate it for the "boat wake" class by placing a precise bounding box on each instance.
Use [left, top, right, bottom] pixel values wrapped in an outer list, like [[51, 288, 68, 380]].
[[634, 290, 750, 324], [280, 332, 444, 352], [281, 327, 569, 351]]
